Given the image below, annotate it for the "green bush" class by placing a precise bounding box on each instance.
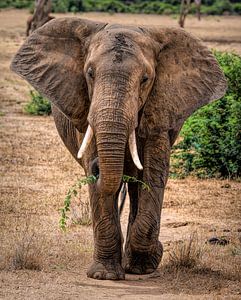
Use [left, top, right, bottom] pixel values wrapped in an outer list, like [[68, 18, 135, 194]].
[[171, 51, 241, 179], [0, 1, 8, 8], [233, 3, 241, 14], [52, 0, 69, 13], [0, 0, 32, 8], [201, 0, 233, 15], [1, 0, 240, 15], [133, 2, 178, 14], [24, 90, 51, 116], [83, 0, 127, 13]]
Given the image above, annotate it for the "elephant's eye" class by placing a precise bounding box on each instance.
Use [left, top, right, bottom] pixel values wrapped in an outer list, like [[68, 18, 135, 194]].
[[87, 67, 94, 79], [141, 74, 148, 85]]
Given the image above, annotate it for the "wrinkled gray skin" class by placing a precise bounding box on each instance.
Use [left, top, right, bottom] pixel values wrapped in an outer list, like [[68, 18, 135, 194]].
[[11, 18, 227, 280]]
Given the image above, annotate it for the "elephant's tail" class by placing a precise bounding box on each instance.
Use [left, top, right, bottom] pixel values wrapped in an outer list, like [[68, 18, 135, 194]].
[[119, 183, 127, 216]]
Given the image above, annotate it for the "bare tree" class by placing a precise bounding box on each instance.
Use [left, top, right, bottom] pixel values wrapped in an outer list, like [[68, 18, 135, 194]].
[[179, 0, 202, 28], [179, 0, 191, 28], [26, 0, 54, 37], [195, 0, 202, 21]]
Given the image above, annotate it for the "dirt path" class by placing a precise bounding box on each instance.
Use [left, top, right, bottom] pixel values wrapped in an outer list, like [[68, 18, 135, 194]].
[[0, 10, 241, 299]]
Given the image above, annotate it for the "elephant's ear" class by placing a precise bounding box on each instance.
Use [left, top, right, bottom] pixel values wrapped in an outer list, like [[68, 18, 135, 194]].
[[139, 26, 227, 138], [11, 18, 107, 132]]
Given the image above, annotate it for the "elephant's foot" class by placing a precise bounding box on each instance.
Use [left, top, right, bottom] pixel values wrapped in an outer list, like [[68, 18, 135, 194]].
[[87, 260, 125, 280], [124, 241, 163, 275]]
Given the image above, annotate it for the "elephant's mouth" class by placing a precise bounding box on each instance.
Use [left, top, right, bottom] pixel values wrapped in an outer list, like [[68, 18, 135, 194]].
[[77, 125, 143, 170], [91, 157, 100, 178]]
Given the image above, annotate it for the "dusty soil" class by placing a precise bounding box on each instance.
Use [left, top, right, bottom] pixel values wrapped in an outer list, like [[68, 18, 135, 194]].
[[0, 9, 241, 299]]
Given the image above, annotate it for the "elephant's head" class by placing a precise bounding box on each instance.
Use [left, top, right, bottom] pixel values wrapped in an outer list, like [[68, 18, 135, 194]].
[[11, 18, 227, 195]]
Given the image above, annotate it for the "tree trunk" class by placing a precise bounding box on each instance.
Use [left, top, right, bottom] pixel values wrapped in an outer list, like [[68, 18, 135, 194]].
[[179, 0, 191, 28]]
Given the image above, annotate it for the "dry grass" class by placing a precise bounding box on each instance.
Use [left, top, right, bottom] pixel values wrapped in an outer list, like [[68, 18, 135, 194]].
[[162, 231, 241, 285], [167, 232, 205, 270], [202, 233, 241, 282], [70, 193, 92, 227], [3, 218, 46, 271]]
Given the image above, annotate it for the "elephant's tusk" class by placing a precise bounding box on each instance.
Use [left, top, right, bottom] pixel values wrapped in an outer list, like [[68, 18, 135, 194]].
[[77, 125, 94, 159], [129, 130, 143, 170]]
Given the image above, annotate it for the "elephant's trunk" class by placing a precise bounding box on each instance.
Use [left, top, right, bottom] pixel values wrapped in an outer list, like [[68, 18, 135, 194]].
[[94, 112, 128, 195], [79, 74, 142, 195], [77, 125, 143, 172]]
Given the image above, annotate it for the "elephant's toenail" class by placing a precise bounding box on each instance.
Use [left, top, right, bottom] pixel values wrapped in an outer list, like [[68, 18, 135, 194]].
[[93, 271, 102, 279], [146, 268, 154, 274], [132, 267, 142, 274], [106, 272, 117, 280]]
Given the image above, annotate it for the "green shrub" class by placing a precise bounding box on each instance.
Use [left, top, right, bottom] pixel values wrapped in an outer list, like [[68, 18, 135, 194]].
[[131, 1, 178, 14], [0, 1, 8, 8], [1, 0, 239, 15], [171, 51, 241, 179], [0, 0, 32, 8], [201, 0, 233, 15], [233, 3, 241, 14], [24, 90, 51, 116], [83, 0, 127, 13], [52, 0, 69, 13]]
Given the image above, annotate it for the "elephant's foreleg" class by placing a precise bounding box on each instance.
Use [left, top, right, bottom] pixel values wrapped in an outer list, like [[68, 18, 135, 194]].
[[124, 134, 170, 274], [87, 185, 125, 280]]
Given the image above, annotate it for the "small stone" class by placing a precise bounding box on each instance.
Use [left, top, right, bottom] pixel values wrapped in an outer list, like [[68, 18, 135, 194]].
[[221, 183, 231, 188], [207, 237, 229, 246]]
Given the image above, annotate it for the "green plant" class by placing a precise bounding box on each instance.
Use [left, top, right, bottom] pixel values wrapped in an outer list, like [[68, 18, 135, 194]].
[[59, 175, 150, 231], [201, 0, 233, 15], [171, 51, 241, 179], [122, 175, 150, 191], [0, 0, 32, 9], [2, 0, 240, 15], [233, 3, 241, 14], [52, 0, 69, 12], [59, 175, 97, 231], [83, 0, 127, 13], [24, 90, 51, 116]]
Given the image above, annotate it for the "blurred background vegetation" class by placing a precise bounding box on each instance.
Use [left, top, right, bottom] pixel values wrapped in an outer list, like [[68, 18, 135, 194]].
[[1, 0, 241, 15], [171, 51, 241, 179]]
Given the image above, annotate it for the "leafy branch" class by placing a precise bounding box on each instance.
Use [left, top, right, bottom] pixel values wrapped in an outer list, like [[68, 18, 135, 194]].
[[122, 175, 150, 191], [59, 175, 150, 231], [59, 175, 97, 231]]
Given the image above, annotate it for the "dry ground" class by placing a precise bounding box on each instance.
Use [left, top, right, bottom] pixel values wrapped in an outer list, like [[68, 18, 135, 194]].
[[0, 9, 241, 299]]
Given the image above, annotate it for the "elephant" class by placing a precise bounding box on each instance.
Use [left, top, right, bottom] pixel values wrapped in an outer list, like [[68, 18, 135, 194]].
[[11, 18, 227, 280]]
